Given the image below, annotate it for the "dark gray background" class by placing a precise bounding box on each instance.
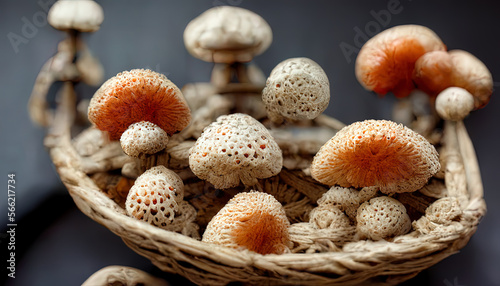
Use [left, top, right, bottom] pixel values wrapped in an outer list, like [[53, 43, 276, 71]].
[[1, 1, 499, 285]]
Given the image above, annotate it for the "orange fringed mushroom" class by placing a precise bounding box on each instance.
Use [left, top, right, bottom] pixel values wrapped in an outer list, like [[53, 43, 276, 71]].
[[202, 191, 291, 255], [88, 69, 191, 141], [413, 50, 493, 109], [355, 25, 446, 98], [310, 120, 440, 194]]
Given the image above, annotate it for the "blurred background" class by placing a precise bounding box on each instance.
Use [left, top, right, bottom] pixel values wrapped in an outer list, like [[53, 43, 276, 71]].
[[1, 0, 499, 285]]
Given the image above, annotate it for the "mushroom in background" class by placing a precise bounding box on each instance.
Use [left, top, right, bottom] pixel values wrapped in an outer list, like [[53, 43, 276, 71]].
[[413, 49, 493, 109], [88, 69, 191, 173], [435, 87, 475, 121], [262, 57, 330, 124], [310, 119, 440, 194], [355, 25, 445, 98], [202, 191, 292, 255], [184, 6, 272, 89], [189, 113, 283, 189], [29, 0, 104, 127]]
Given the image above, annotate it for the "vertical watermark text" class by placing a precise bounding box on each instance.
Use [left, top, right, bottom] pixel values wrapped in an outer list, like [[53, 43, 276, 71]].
[[6, 173, 17, 279]]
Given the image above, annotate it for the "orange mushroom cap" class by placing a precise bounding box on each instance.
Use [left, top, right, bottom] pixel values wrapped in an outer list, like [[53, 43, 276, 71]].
[[88, 69, 191, 140], [311, 120, 440, 194], [202, 191, 291, 255], [355, 25, 446, 98], [413, 50, 493, 109]]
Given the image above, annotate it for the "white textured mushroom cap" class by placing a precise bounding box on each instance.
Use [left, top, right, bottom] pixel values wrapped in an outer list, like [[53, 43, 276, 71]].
[[48, 0, 104, 32], [189, 113, 283, 189], [435, 87, 475, 121], [125, 166, 184, 228], [202, 191, 291, 255], [317, 186, 361, 219], [262, 57, 330, 123], [356, 196, 411, 240], [184, 6, 272, 63], [425, 197, 462, 225], [448, 50, 493, 109], [309, 205, 351, 229], [120, 121, 169, 157]]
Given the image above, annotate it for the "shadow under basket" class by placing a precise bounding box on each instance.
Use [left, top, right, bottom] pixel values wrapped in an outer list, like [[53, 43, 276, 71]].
[[43, 97, 486, 286]]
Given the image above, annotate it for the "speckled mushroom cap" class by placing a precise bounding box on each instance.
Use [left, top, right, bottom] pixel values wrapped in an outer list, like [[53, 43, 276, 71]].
[[120, 121, 169, 157], [48, 0, 104, 32], [435, 87, 475, 121], [425, 197, 462, 225], [311, 120, 440, 194], [202, 191, 291, 255], [88, 69, 191, 140], [184, 6, 272, 63], [413, 50, 493, 109], [356, 196, 411, 240], [355, 25, 445, 98], [125, 166, 184, 228], [317, 186, 361, 219], [189, 113, 283, 189], [262, 57, 330, 123]]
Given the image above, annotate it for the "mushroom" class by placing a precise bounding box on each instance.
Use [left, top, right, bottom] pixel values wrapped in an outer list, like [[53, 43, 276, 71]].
[[310, 119, 440, 194], [262, 57, 330, 124], [355, 25, 445, 98], [189, 113, 282, 189], [184, 6, 272, 89], [316, 186, 378, 219], [435, 87, 475, 121], [126, 166, 198, 236], [309, 205, 351, 230], [356, 196, 411, 240], [202, 191, 291, 255], [48, 0, 104, 33], [88, 69, 191, 171], [413, 50, 493, 109]]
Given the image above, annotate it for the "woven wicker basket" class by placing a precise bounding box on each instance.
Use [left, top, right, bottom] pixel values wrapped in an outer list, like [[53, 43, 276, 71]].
[[40, 81, 486, 286]]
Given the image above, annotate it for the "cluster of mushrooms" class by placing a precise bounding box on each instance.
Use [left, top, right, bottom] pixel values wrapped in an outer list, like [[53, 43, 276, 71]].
[[75, 7, 492, 255]]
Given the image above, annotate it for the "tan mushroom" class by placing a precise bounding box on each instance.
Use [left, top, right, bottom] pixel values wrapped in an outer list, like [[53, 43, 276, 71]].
[[184, 6, 272, 64], [355, 25, 445, 98], [435, 87, 475, 121], [356, 196, 411, 240], [120, 121, 169, 158], [316, 186, 378, 219], [311, 119, 440, 194], [413, 49, 493, 109], [48, 0, 104, 32], [202, 191, 291, 255], [262, 57, 330, 124], [309, 205, 351, 230], [189, 113, 282, 189]]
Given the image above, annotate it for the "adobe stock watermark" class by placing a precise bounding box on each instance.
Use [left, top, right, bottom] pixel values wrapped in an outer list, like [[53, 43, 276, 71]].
[[6, 0, 57, 54], [339, 0, 413, 64]]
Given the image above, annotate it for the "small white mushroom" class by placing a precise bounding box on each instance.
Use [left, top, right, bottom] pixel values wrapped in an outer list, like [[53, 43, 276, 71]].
[[48, 0, 104, 32], [435, 87, 475, 121], [125, 166, 184, 228], [189, 113, 283, 189], [120, 121, 169, 158], [425, 197, 462, 225], [316, 186, 361, 219], [262, 57, 330, 123], [356, 196, 411, 240], [309, 205, 351, 229]]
